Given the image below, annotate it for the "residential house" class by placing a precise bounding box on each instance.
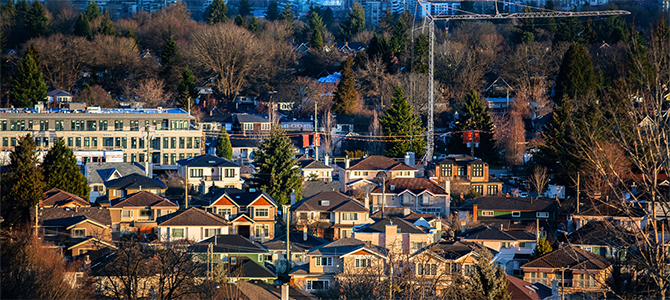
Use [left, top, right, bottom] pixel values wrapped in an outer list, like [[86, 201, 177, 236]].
[[40, 188, 91, 208], [217, 281, 318, 300], [280, 118, 315, 132], [263, 229, 329, 264], [370, 178, 450, 217], [33, 207, 114, 259], [435, 154, 503, 198], [353, 217, 436, 254], [233, 113, 271, 136], [156, 207, 230, 242], [289, 133, 320, 158], [565, 220, 637, 260], [370, 208, 451, 239], [191, 235, 276, 283], [408, 240, 493, 285], [458, 225, 536, 275], [521, 246, 612, 294], [505, 275, 553, 300], [291, 191, 371, 240], [340, 155, 417, 193], [301, 181, 340, 199], [230, 138, 259, 164], [47, 89, 74, 106], [290, 238, 388, 292], [104, 173, 167, 201], [336, 42, 366, 55], [203, 187, 278, 241], [177, 154, 244, 194], [85, 162, 148, 203], [109, 191, 179, 234], [458, 196, 559, 233], [573, 202, 647, 231], [298, 158, 333, 182]]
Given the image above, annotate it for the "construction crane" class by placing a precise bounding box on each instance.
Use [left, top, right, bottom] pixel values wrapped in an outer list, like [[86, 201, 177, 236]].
[[415, 0, 630, 162]]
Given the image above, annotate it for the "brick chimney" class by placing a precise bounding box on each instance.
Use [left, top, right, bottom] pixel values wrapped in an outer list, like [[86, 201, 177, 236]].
[[472, 203, 478, 223]]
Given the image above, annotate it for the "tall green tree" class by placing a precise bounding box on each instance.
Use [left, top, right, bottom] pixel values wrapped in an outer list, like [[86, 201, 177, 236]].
[[234, 14, 247, 27], [339, 3, 365, 40], [308, 11, 324, 33], [555, 17, 584, 43], [248, 16, 260, 33], [265, 1, 280, 21], [25, 1, 49, 39], [74, 13, 92, 39], [459, 0, 475, 13], [42, 138, 90, 199], [239, 0, 252, 16], [554, 43, 596, 105], [177, 67, 198, 109], [1, 134, 45, 225], [333, 56, 358, 115], [216, 127, 233, 159], [379, 86, 426, 157], [471, 249, 510, 300], [85, 0, 101, 20], [532, 237, 553, 259], [253, 127, 302, 206], [537, 100, 582, 184], [203, 0, 228, 25], [322, 7, 334, 26], [412, 34, 429, 75], [161, 36, 178, 67], [390, 18, 408, 55], [310, 28, 323, 50], [125, 28, 142, 51], [98, 11, 115, 36], [279, 3, 294, 21], [448, 89, 497, 163], [10, 48, 48, 107], [368, 33, 393, 70]]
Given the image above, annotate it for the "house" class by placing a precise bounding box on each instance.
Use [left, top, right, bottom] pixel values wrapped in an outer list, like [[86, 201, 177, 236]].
[[572, 201, 647, 232], [233, 113, 271, 136], [297, 158, 333, 182], [262, 229, 329, 265], [40, 188, 91, 208], [408, 240, 494, 283], [458, 225, 536, 275], [353, 217, 436, 254], [203, 187, 278, 241], [336, 42, 366, 55], [521, 245, 612, 294], [191, 235, 276, 283], [505, 275, 553, 300], [104, 173, 167, 201], [176, 154, 244, 194], [280, 118, 315, 132], [289, 133, 320, 158], [230, 138, 259, 164], [340, 155, 417, 193], [435, 155, 503, 198], [458, 196, 559, 233], [33, 207, 114, 259], [109, 191, 179, 234], [217, 281, 318, 300], [290, 238, 387, 292], [85, 162, 149, 203], [565, 220, 637, 260], [301, 181, 340, 199], [47, 89, 74, 106], [370, 178, 450, 217], [199, 108, 233, 134], [291, 191, 371, 240], [156, 207, 230, 242]]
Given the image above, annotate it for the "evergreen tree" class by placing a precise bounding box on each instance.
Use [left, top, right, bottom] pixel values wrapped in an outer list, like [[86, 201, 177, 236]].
[[448, 89, 497, 163], [25, 1, 49, 39], [582, 18, 597, 44], [379, 86, 426, 157], [10, 48, 48, 107], [308, 11, 324, 33], [459, 0, 475, 13], [532, 237, 554, 259], [554, 43, 596, 105], [555, 17, 584, 43], [239, 0, 252, 16], [279, 3, 294, 21], [98, 11, 115, 36], [390, 18, 408, 55], [377, 9, 394, 33], [412, 34, 429, 75], [537, 100, 582, 184], [471, 249, 510, 300], [253, 127, 302, 206], [332, 56, 358, 115], [177, 67, 198, 109], [234, 14, 247, 27], [322, 7, 334, 26], [216, 127, 233, 159], [1, 134, 45, 225], [42, 138, 90, 199], [203, 0, 228, 25], [368, 33, 393, 70], [161, 35, 178, 66], [125, 28, 142, 51], [265, 0, 280, 21], [85, 0, 101, 20], [74, 13, 92, 39], [310, 28, 323, 50], [339, 3, 365, 40], [248, 16, 260, 33]]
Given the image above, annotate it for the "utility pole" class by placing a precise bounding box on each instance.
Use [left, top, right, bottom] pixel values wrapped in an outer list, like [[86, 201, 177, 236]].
[[184, 165, 189, 209], [284, 205, 291, 272], [470, 129, 475, 158], [576, 172, 580, 214], [314, 101, 318, 161]]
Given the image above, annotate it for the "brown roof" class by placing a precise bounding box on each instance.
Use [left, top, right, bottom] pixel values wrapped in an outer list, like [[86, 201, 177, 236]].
[[521, 245, 611, 271], [347, 155, 415, 171], [371, 178, 447, 195], [33, 207, 112, 227], [506, 275, 551, 300], [157, 207, 229, 226], [111, 191, 178, 208], [41, 188, 90, 208], [291, 191, 368, 212]]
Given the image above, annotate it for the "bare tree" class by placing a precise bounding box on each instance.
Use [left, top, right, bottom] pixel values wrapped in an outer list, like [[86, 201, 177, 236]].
[[76, 85, 118, 108], [529, 166, 548, 197], [132, 78, 172, 107], [97, 235, 152, 300], [357, 56, 398, 108], [28, 34, 91, 92], [153, 241, 202, 300]]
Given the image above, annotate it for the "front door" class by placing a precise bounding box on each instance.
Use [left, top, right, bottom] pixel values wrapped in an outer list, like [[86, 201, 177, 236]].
[[238, 225, 250, 238]]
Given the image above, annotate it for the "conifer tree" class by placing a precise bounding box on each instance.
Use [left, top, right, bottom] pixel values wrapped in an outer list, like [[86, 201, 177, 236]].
[[368, 33, 393, 70], [322, 7, 334, 26], [332, 56, 358, 115], [216, 127, 233, 160], [85, 0, 101, 20], [98, 11, 115, 36], [203, 0, 228, 25], [412, 34, 429, 75], [380, 86, 426, 157], [125, 28, 142, 51], [42, 138, 90, 199], [177, 67, 198, 109], [1, 134, 45, 225], [448, 89, 497, 163], [265, 1, 280, 21], [390, 18, 408, 55], [279, 3, 294, 21], [554, 43, 597, 105], [25, 1, 48, 39], [234, 14, 247, 27], [74, 13, 92, 39], [555, 17, 584, 43], [253, 127, 302, 206], [310, 29, 323, 50], [308, 11, 324, 33], [339, 3, 364, 40], [532, 237, 553, 259], [239, 0, 252, 16], [471, 249, 510, 300], [537, 100, 582, 183], [10, 48, 48, 107], [161, 36, 178, 66], [248, 16, 260, 33]]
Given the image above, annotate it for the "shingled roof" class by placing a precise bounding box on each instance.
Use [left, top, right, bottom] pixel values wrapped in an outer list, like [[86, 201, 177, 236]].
[[357, 217, 426, 234], [110, 191, 178, 208], [521, 245, 611, 271], [41, 188, 90, 208], [576, 202, 646, 218], [506, 275, 552, 300], [371, 178, 447, 195], [297, 158, 332, 170], [291, 191, 367, 212], [192, 235, 269, 254], [308, 238, 387, 257], [460, 196, 558, 212], [460, 225, 536, 241], [263, 230, 328, 252], [157, 207, 229, 227], [207, 188, 277, 207], [229, 258, 276, 279], [104, 173, 167, 190], [347, 155, 415, 171], [176, 154, 240, 168], [412, 240, 495, 260], [34, 207, 112, 227], [301, 181, 340, 198], [85, 162, 147, 185], [566, 220, 638, 247]]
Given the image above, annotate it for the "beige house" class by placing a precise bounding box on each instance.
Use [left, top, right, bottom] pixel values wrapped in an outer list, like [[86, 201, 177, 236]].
[[435, 154, 503, 197], [84, 162, 148, 203], [104, 173, 167, 201], [573, 202, 647, 232], [156, 207, 230, 242], [370, 178, 450, 217], [108, 191, 179, 234], [203, 188, 278, 241], [297, 158, 333, 182], [339, 155, 417, 193], [353, 217, 436, 254], [40, 188, 91, 208], [177, 154, 244, 194], [291, 191, 371, 241]]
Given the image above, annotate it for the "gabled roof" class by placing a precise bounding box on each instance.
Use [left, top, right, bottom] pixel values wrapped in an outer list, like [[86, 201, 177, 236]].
[[67, 237, 116, 250], [411, 240, 493, 261], [86, 162, 147, 185], [357, 217, 426, 234], [291, 191, 367, 213], [460, 225, 536, 242], [157, 207, 229, 227], [371, 178, 447, 196], [308, 238, 387, 257], [301, 181, 340, 199], [506, 275, 551, 300], [48, 89, 72, 97], [460, 196, 558, 212], [566, 220, 638, 247], [191, 235, 269, 254], [230, 258, 277, 279], [110, 191, 178, 208], [176, 154, 240, 168], [347, 155, 415, 171], [207, 188, 277, 207], [263, 231, 329, 252], [230, 138, 260, 148], [104, 173, 167, 190], [34, 207, 112, 227], [297, 158, 332, 170], [576, 202, 646, 218], [521, 245, 611, 271], [235, 113, 270, 123], [41, 188, 90, 207]]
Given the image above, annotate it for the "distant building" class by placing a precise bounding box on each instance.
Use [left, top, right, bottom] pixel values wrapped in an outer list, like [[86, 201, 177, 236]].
[[435, 154, 503, 197], [85, 162, 149, 203], [177, 154, 244, 194], [104, 173, 167, 201]]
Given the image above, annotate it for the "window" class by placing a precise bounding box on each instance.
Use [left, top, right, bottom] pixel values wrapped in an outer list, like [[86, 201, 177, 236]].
[[130, 120, 139, 131], [171, 137, 177, 149], [536, 212, 549, 218], [43, 137, 49, 148], [75, 137, 81, 147], [255, 224, 270, 237], [520, 242, 533, 248], [122, 137, 127, 148], [67, 137, 73, 147], [217, 208, 232, 216], [487, 185, 498, 195], [103, 137, 113, 147], [472, 164, 484, 177], [205, 228, 219, 238], [171, 228, 185, 238], [115, 137, 121, 148], [458, 167, 466, 176], [463, 264, 475, 276], [139, 209, 152, 217], [121, 210, 133, 218], [54, 120, 64, 131], [163, 153, 169, 165], [320, 212, 330, 220], [512, 211, 521, 217], [362, 171, 369, 176], [10, 137, 16, 146], [315, 257, 333, 266], [84, 137, 90, 147], [473, 185, 484, 195], [190, 169, 203, 178], [307, 280, 329, 290], [139, 138, 145, 149], [114, 120, 123, 131], [98, 120, 108, 131], [418, 263, 438, 275], [131, 137, 137, 149], [179, 137, 185, 149], [163, 137, 169, 149], [258, 254, 264, 262], [40, 120, 49, 131], [86, 121, 96, 131], [342, 213, 358, 220], [481, 210, 494, 217], [353, 171, 360, 176], [411, 241, 425, 251], [255, 208, 269, 218], [243, 123, 253, 130], [355, 258, 370, 267], [170, 153, 176, 164], [502, 242, 511, 248], [261, 123, 271, 130], [225, 168, 235, 178], [72, 228, 86, 237], [131, 154, 137, 162], [43, 227, 58, 236], [186, 137, 192, 148], [441, 164, 452, 177]]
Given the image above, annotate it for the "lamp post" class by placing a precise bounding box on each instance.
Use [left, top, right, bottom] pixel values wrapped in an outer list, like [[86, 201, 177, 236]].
[[376, 171, 389, 218]]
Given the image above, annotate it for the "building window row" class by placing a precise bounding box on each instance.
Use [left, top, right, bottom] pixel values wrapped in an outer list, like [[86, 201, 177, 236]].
[[0, 119, 191, 132]]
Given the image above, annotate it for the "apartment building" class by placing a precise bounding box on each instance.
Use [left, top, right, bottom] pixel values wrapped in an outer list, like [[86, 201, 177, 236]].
[[435, 154, 502, 197], [0, 106, 202, 167]]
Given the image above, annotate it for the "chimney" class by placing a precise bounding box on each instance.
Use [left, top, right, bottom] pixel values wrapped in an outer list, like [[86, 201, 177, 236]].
[[290, 190, 296, 206], [444, 178, 451, 199], [303, 225, 308, 241], [364, 193, 370, 211], [551, 280, 560, 300], [324, 154, 330, 166], [405, 152, 415, 166], [281, 283, 290, 300], [345, 156, 350, 169], [435, 218, 442, 241], [460, 219, 466, 233], [472, 203, 478, 223], [385, 223, 398, 250], [261, 227, 266, 243], [404, 153, 411, 166]]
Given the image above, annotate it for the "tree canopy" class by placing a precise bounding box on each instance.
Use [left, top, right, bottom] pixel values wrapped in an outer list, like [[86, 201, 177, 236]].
[[85, 0, 101, 20], [449, 89, 497, 163], [1, 134, 45, 225], [253, 127, 302, 206], [339, 3, 365, 40], [216, 127, 233, 160], [203, 0, 228, 24], [532, 237, 553, 259], [380, 86, 426, 157], [10, 47, 48, 107], [177, 67, 198, 109], [160, 35, 178, 67], [42, 138, 90, 199], [554, 43, 597, 105], [332, 56, 358, 115], [265, 1, 280, 21]]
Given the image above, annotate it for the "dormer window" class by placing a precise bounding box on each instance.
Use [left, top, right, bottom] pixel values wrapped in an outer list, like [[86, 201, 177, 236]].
[[320, 200, 330, 206]]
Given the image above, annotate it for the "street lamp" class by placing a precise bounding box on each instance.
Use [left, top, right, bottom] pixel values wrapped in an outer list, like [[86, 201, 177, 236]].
[[376, 171, 389, 218]]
